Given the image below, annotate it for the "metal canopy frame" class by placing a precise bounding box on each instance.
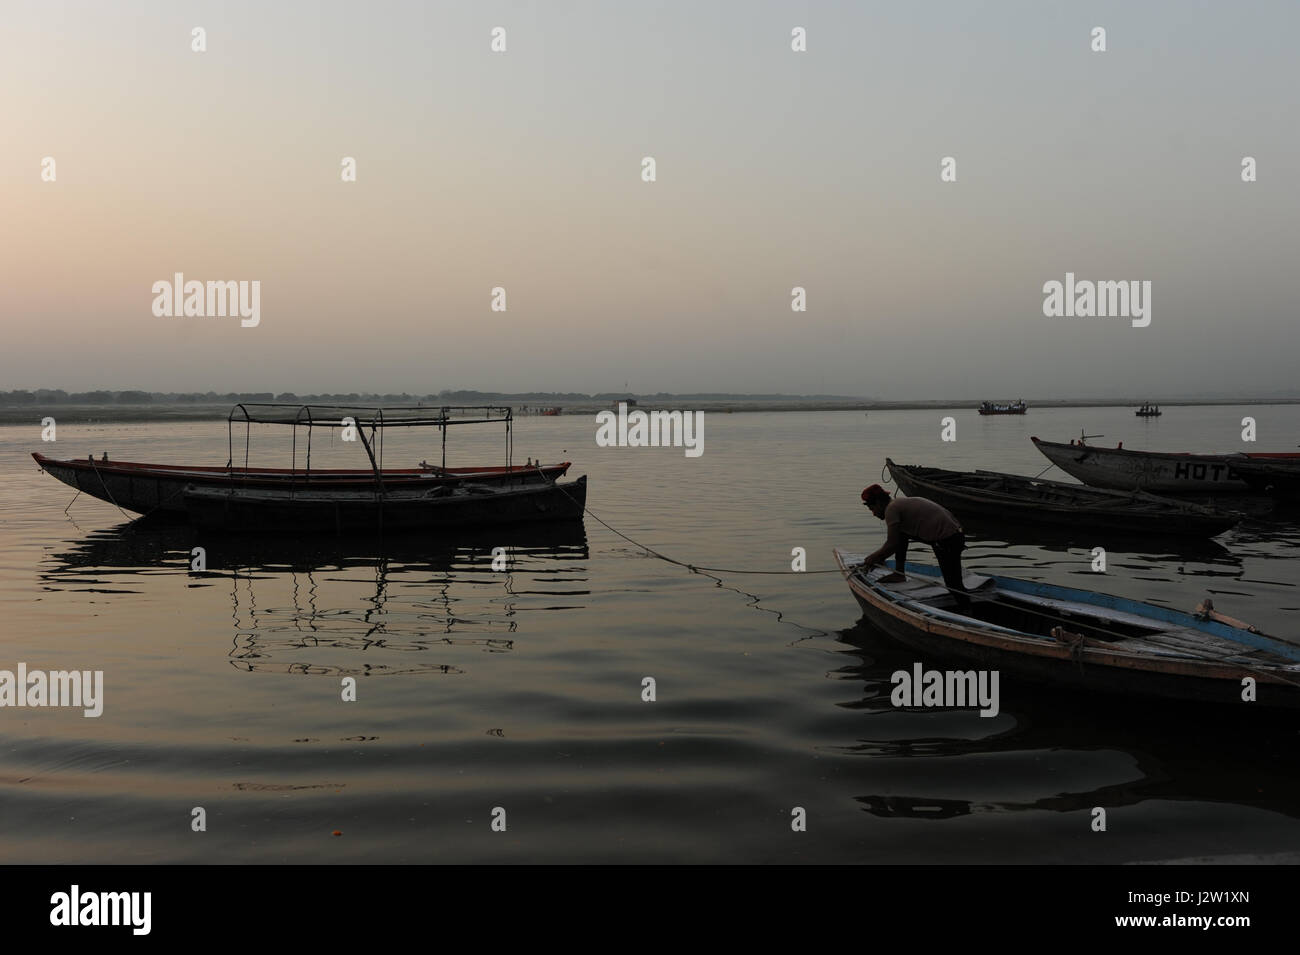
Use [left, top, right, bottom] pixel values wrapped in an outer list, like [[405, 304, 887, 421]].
[[224, 403, 514, 487]]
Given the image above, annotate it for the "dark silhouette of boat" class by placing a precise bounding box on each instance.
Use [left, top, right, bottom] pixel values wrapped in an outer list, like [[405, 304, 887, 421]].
[[184, 475, 587, 533], [833, 549, 1300, 709], [34, 403, 586, 534], [1031, 435, 1300, 494], [1230, 458, 1300, 503], [885, 459, 1238, 538]]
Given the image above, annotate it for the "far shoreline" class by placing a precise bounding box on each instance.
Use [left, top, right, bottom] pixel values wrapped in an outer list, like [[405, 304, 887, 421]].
[[3, 397, 1299, 426]]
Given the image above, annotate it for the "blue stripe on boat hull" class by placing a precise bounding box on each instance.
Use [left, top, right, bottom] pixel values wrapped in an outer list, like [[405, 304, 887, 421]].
[[880, 561, 1300, 664], [847, 590, 1300, 710]]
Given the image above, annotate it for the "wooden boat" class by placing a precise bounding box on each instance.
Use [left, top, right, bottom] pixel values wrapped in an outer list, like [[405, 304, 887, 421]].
[[833, 549, 1300, 709], [183, 475, 587, 533], [885, 460, 1238, 538], [33, 403, 568, 517], [1135, 403, 1162, 417], [1230, 458, 1300, 502], [978, 400, 1027, 416], [1030, 435, 1300, 493], [32, 454, 571, 516]]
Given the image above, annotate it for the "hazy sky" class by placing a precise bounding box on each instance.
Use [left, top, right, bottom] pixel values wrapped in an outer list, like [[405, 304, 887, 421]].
[[4, 1, 1297, 398]]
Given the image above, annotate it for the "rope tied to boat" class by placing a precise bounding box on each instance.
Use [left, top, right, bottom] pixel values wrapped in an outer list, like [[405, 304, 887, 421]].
[[1050, 625, 1090, 662], [87, 455, 133, 521], [528, 465, 844, 575], [62, 456, 190, 523]]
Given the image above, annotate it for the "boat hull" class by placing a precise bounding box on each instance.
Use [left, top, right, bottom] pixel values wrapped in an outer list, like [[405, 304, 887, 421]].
[[848, 589, 1300, 708], [182, 476, 588, 533], [1030, 437, 1264, 493], [886, 460, 1238, 538], [833, 549, 1300, 709], [32, 453, 569, 516], [1231, 460, 1300, 502]]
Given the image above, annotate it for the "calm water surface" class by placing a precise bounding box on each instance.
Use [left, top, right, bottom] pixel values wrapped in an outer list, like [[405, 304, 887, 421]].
[[2, 406, 1299, 863]]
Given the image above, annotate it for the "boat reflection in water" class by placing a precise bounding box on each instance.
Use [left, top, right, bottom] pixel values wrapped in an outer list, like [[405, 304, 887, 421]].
[[40, 518, 590, 678], [831, 624, 1300, 842]]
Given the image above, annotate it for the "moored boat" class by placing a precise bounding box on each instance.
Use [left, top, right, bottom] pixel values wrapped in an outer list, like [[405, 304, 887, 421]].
[[885, 459, 1238, 538], [1030, 436, 1300, 494], [833, 549, 1300, 709], [1230, 458, 1300, 502], [183, 475, 588, 533], [32, 454, 571, 516], [33, 403, 569, 517]]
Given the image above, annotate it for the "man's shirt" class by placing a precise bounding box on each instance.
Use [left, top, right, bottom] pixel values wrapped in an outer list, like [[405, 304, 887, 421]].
[[884, 496, 962, 543]]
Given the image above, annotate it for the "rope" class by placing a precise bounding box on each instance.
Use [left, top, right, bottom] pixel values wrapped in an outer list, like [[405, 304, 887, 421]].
[[64, 458, 188, 522], [531, 464, 843, 575], [86, 456, 133, 520]]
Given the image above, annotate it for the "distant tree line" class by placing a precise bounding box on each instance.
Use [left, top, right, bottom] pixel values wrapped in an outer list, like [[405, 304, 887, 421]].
[[1, 390, 406, 405], [0, 388, 860, 406]]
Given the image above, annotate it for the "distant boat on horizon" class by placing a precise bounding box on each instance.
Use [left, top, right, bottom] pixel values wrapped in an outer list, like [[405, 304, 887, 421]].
[[978, 399, 1027, 415]]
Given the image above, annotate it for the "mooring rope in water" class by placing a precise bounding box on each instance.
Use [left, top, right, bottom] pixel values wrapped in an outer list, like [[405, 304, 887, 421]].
[[560, 479, 1300, 684], [533, 465, 844, 575], [537, 466, 1300, 680]]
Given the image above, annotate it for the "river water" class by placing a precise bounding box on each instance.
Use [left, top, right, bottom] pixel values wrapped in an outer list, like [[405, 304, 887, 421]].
[[2, 405, 1298, 862]]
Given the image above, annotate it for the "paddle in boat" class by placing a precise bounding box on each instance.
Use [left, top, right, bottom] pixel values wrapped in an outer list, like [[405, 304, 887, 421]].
[[833, 548, 1300, 709]]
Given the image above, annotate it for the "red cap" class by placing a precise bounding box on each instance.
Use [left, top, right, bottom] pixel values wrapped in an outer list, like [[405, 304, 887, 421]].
[[862, 484, 888, 504]]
